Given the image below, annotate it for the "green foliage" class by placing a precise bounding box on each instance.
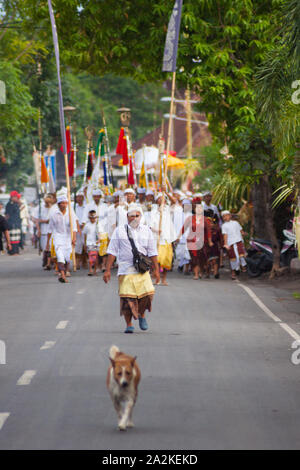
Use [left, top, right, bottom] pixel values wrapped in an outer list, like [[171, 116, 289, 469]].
[[212, 173, 251, 210], [0, 61, 37, 137], [1, 0, 298, 207]]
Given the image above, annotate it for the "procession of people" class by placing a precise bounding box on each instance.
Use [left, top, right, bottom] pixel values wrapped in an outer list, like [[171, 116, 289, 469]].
[[1, 186, 248, 280]]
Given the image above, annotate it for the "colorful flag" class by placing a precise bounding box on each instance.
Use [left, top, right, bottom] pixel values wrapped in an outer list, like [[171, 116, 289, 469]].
[[116, 128, 125, 154], [86, 152, 94, 180], [139, 161, 146, 188], [128, 157, 135, 185], [122, 137, 129, 166], [41, 155, 49, 183], [159, 158, 166, 186], [45, 152, 56, 183], [162, 0, 183, 72], [68, 149, 74, 177], [48, 167, 56, 192], [96, 129, 105, 157], [116, 127, 129, 165], [103, 159, 108, 186]]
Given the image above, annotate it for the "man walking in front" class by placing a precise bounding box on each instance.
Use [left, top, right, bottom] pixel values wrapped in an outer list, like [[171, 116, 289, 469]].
[[103, 204, 160, 333]]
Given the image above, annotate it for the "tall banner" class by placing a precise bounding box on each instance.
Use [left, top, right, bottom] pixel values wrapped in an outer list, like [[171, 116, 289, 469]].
[[44, 152, 56, 183], [162, 0, 183, 72], [47, 0, 76, 270], [47, 0, 67, 155]]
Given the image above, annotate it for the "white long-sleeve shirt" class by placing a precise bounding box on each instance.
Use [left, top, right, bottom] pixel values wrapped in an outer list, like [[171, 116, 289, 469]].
[[107, 223, 157, 275], [149, 205, 176, 245], [48, 206, 77, 245]]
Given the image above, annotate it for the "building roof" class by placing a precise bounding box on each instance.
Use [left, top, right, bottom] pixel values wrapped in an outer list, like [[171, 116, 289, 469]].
[[132, 111, 211, 157]]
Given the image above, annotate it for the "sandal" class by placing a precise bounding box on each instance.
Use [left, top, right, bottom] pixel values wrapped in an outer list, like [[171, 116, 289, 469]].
[[138, 317, 148, 331], [124, 326, 134, 334]]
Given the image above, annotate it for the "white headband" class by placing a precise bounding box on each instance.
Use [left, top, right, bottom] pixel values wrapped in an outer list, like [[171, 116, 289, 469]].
[[127, 204, 143, 215]]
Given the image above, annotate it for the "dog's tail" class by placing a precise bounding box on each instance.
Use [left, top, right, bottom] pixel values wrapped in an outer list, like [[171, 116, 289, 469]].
[[109, 345, 120, 360]]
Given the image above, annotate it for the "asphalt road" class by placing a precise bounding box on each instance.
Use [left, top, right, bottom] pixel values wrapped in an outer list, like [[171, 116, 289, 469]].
[[0, 248, 299, 450]]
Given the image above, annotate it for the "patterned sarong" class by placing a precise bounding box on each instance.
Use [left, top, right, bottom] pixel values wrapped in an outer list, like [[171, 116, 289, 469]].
[[8, 228, 21, 254], [227, 241, 246, 261], [119, 272, 155, 319]]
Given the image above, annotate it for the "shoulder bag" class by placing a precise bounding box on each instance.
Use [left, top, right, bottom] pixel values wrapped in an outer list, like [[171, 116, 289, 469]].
[[126, 225, 152, 274]]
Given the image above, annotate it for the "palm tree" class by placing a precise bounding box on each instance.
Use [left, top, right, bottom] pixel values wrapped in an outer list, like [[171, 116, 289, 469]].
[[255, 0, 300, 274]]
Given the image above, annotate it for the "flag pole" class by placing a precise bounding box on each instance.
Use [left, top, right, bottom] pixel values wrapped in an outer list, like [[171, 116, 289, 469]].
[[158, 0, 183, 247], [73, 125, 77, 210], [158, 71, 176, 247], [101, 107, 114, 189], [118, 107, 131, 185], [38, 108, 43, 255], [47, 0, 76, 271]]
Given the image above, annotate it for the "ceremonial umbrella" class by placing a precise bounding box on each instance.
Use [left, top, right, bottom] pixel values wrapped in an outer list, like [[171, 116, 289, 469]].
[[166, 155, 185, 169], [119, 146, 159, 171], [119, 147, 185, 170]]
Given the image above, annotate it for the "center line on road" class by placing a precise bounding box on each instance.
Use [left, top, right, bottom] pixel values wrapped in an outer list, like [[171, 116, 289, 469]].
[[40, 341, 56, 350], [56, 321, 69, 329], [0, 413, 10, 431], [238, 282, 300, 341], [17, 370, 36, 386]]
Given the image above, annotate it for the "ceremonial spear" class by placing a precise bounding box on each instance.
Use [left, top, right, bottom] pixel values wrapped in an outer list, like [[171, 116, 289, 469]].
[[47, 0, 76, 271], [158, 0, 183, 247]]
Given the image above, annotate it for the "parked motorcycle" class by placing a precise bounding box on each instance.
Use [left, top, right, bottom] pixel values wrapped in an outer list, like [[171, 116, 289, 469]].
[[246, 221, 297, 277]]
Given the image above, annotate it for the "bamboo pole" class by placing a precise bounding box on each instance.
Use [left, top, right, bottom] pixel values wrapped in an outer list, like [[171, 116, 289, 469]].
[[158, 71, 176, 248], [164, 72, 176, 183], [47, 0, 76, 273], [63, 150, 76, 272], [185, 86, 192, 159]]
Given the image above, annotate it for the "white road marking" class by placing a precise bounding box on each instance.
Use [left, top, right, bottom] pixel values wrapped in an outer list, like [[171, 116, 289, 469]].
[[0, 413, 10, 430], [17, 370, 36, 385], [76, 289, 85, 295], [56, 321, 69, 329], [238, 282, 300, 341], [40, 341, 56, 350], [68, 306, 74, 310]]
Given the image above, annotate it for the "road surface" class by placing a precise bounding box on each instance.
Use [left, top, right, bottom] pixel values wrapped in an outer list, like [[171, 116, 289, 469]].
[[0, 248, 299, 450]]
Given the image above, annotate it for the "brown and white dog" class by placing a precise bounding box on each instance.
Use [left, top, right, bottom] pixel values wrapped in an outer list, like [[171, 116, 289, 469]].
[[106, 345, 141, 431]]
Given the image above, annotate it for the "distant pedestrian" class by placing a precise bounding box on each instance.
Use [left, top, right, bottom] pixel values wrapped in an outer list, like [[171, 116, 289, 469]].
[[0, 214, 12, 253], [178, 198, 213, 280], [5, 191, 22, 255], [83, 210, 100, 276], [205, 210, 222, 279], [46, 194, 77, 283], [221, 210, 247, 280], [150, 193, 176, 286]]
